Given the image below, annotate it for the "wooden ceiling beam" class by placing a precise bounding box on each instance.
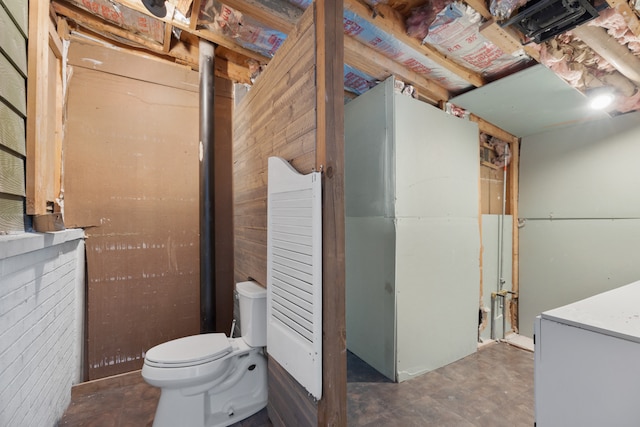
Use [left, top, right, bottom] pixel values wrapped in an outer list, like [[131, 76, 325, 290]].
[[53, 1, 251, 83], [221, 0, 303, 34], [606, 0, 640, 36], [95, 0, 270, 63], [52, 1, 164, 52], [345, 35, 450, 103], [345, 0, 485, 87]]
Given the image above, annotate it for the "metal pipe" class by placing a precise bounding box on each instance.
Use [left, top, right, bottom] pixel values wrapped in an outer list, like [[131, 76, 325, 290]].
[[498, 144, 509, 293], [572, 25, 640, 87], [491, 144, 510, 340], [490, 292, 496, 340], [199, 39, 216, 333]]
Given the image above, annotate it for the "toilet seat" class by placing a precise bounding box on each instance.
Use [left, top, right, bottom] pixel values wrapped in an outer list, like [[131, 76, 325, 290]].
[[145, 333, 232, 368]]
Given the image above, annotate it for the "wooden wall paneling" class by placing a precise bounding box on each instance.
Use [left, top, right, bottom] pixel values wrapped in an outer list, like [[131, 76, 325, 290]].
[[233, 4, 327, 425], [267, 358, 317, 427], [315, 0, 347, 422], [66, 38, 199, 93], [63, 58, 200, 379], [214, 76, 235, 333]]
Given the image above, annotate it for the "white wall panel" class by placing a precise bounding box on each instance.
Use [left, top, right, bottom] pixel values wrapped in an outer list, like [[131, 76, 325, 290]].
[[519, 219, 640, 337], [394, 95, 479, 219], [395, 217, 480, 381], [520, 111, 640, 219]]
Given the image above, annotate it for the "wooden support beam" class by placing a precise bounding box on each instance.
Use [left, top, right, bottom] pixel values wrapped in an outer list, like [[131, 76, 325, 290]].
[[52, 1, 164, 52], [190, 0, 202, 30], [90, 0, 270, 63], [26, 0, 52, 215], [221, 0, 303, 34], [463, 1, 540, 61], [345, 35, 449, 103], [470, 114, 519, 144], [176, 0, 194, 17], [464, 0, 492, 19], [315, 0, 347, 423], [163, 21, 173, 52], [345, 0, 485, 87], [606, 0, 640, 36], [54, 1, 251, 82], [49, 19, 64, 58], [509, 137, 520, 331]]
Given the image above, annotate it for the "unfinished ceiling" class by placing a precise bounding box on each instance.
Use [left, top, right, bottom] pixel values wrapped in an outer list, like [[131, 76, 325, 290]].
[[51, 0, 640, 121]]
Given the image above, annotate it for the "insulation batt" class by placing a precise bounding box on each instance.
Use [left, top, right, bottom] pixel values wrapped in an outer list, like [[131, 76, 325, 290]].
[[588, 8, 640, 54], [406, 0, 453, 40], [535, 8, 640, 113], [489, 0, 528, 21]]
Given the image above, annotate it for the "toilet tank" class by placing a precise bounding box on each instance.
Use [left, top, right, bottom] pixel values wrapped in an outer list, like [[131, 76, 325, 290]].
[[236, 281, 267, 347]]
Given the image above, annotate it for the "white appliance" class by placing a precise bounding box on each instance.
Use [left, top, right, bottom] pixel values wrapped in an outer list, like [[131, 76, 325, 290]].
[[534, 280, 640, 426]]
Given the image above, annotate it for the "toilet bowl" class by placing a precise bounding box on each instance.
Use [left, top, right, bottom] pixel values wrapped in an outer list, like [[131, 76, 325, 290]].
[[142, 281, 267, 427]]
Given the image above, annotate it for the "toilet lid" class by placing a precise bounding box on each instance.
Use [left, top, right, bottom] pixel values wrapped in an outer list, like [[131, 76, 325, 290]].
[[145, 333, 232, 367]]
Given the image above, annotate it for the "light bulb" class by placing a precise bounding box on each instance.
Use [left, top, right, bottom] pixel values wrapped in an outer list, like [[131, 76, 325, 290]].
[[589, 92, 614, 110]]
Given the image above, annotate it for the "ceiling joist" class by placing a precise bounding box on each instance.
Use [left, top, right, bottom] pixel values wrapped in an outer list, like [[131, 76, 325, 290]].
[[345, 35, 450, 103], [52, 1, 252, 83], [345, 0, 486, 87]]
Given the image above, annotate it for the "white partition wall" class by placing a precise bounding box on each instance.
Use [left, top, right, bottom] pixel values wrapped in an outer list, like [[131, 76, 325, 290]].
[[518, 111, 640, 338], [345, 77, 480, 382]]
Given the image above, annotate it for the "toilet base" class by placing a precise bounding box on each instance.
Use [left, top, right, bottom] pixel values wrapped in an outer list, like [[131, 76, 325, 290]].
[[152, 350, 267, 427]]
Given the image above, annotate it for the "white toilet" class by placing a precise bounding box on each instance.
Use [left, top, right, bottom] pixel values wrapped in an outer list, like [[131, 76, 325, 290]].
[[142, 281, 268, 427]]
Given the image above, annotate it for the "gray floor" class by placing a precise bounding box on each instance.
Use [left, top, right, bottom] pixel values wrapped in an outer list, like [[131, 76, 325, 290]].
[[347, 342, 534, 426], [59, 342, 534, 426]]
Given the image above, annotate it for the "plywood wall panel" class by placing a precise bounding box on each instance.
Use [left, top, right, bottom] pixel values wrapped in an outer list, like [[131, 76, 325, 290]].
[[64, 54, 199, 379]]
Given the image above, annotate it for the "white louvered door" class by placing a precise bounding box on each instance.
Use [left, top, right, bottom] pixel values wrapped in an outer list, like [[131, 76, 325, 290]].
[[267, 157, 322, 399]]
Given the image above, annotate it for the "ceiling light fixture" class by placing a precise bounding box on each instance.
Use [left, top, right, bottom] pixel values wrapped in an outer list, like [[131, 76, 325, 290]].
[[141, 0, 167, 18], [588, 89, 615, 110]]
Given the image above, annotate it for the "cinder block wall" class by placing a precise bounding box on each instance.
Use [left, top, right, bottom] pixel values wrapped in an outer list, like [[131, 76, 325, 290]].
[[0, 230, 85, 426]]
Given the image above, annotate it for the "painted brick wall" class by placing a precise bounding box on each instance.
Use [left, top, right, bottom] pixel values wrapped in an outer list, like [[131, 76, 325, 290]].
[[0, 230, 85, 426]]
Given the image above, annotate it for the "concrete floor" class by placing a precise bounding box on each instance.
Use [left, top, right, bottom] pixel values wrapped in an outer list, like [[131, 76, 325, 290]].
[[58, 342, 533, 426]]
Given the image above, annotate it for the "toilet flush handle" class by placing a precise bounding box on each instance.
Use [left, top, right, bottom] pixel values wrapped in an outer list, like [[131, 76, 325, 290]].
[[230, 319, 237, 338]]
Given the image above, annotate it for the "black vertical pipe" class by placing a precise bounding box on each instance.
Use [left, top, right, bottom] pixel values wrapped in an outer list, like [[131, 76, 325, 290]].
[[199, 40, 216, 333]]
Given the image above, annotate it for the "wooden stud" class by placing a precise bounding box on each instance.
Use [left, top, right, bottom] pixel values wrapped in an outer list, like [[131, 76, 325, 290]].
[[189, 0, 202, 30], [315, 0, 347, 424], [52, 2, 164, 51], [175, 0, 194, 17], [26, 0, 52, 215], [49, 18, 64, 59], [606, 0, 640, 36], [509, 138, 520, 331], [163, 21, 173, 53], [221, 0, 303, 34]]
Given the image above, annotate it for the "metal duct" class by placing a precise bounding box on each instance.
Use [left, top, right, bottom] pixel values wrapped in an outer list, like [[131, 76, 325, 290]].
[[573, 24, 640, 87], [199, 40, 216, 333]]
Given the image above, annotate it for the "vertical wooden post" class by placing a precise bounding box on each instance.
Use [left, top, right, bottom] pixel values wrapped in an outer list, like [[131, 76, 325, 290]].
[[26, 0, 52, 215], [509, 139, 520, 331], [315, 0, 347, 424]]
